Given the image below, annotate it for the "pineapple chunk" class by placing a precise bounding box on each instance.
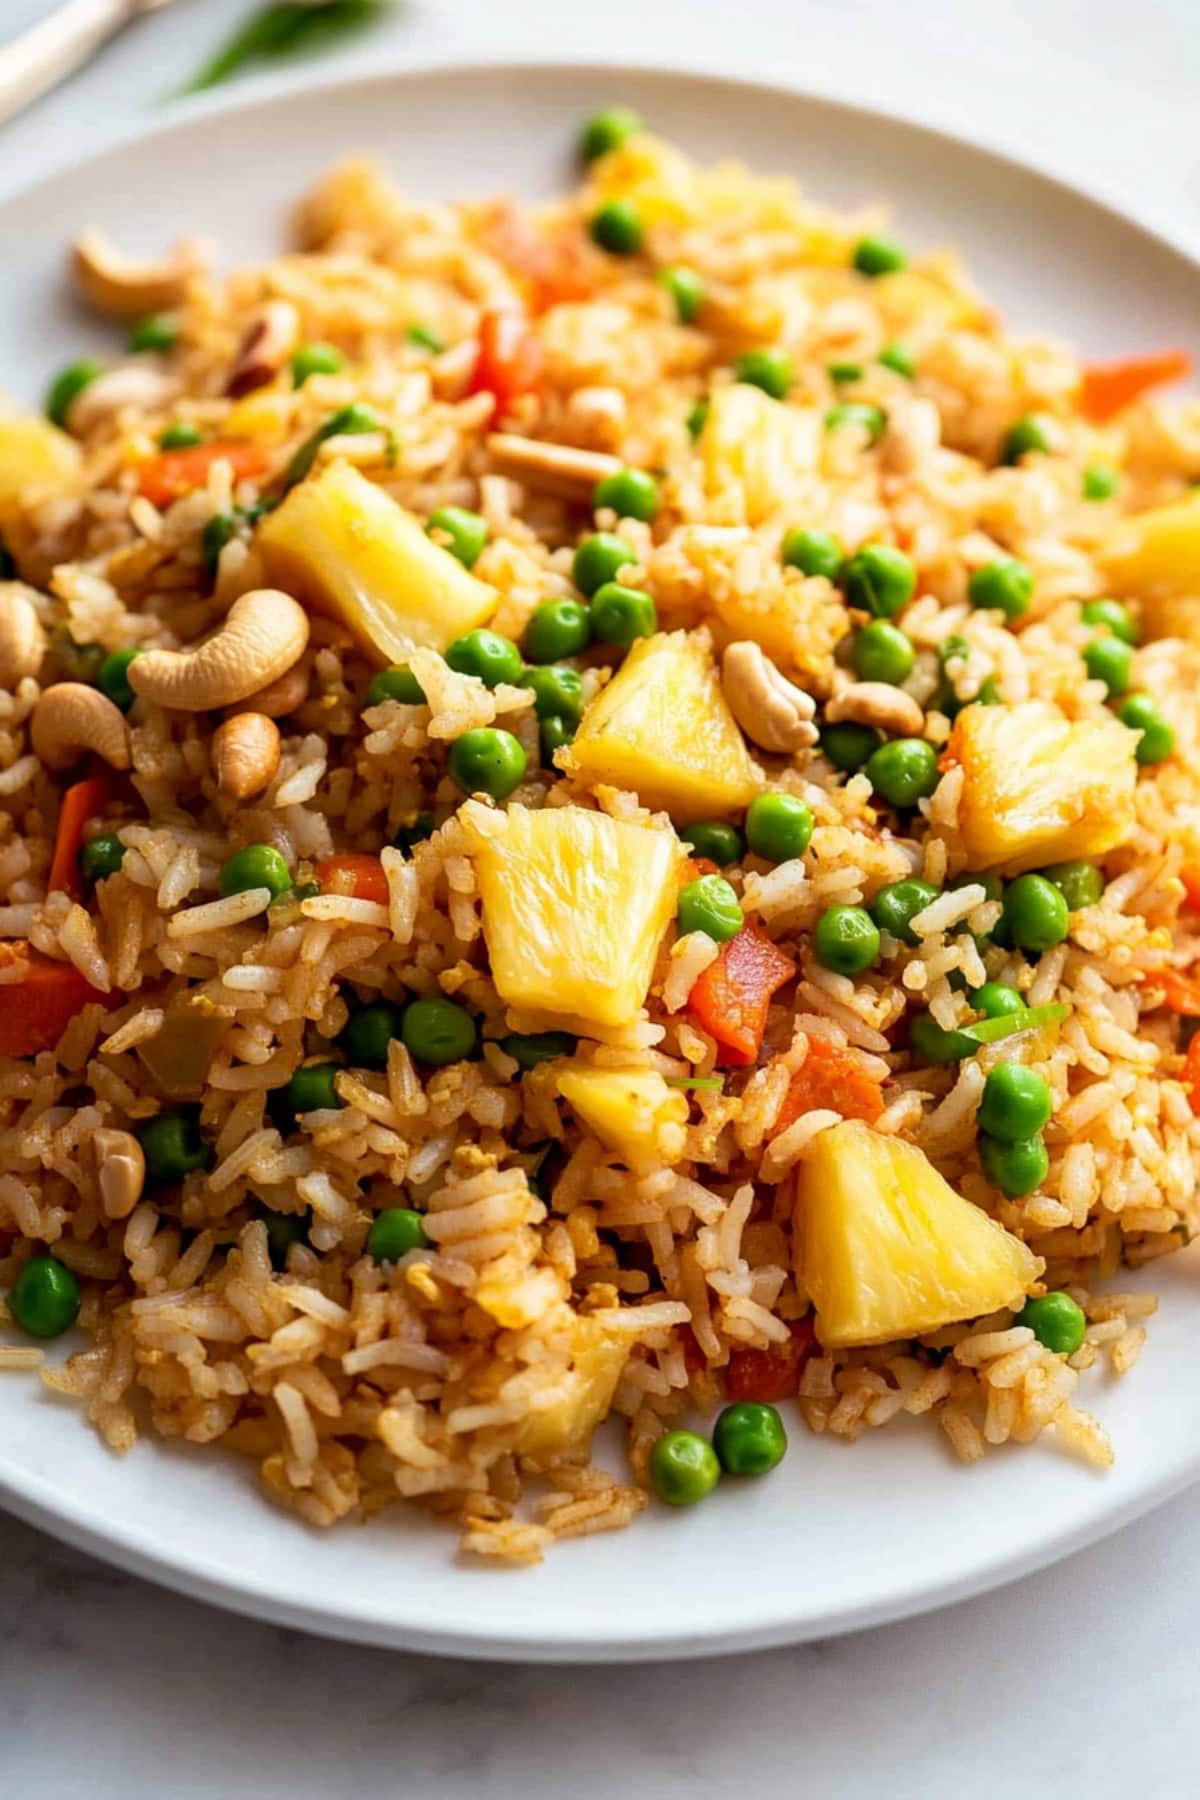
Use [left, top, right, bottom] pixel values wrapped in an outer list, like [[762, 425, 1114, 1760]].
[[556, 1063, 688, 1172], [798, 1120, 1042, 1348], [223, 388, 293, 443], [515, 1316, 630, 1459], [460, 800, 682, 1030], [1098, 493, 1200, 637], [701, 383, 821, 525], [564, 629, 761, 823], [0, 413, 81, 523], [950, 698, 1138, 874], [257, 461, 496, 662]]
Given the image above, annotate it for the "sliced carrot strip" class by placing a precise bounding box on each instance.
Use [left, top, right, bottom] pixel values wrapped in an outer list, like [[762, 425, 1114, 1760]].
[[0, 943, 106, 1057], [687, 924, 796, 1067], [314, 853, 388, 906], [47, 772, 109, 901], [136, 441, 272, 508], [774, 1037, 884, 1133], [1080, 350, 1191, 422], [468, 307, 544, 413]]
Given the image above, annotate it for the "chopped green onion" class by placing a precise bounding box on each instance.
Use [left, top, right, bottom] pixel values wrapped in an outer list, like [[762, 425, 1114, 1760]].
[[960, 1002, 1070, 1046], [665, 1076, 724, 1090]]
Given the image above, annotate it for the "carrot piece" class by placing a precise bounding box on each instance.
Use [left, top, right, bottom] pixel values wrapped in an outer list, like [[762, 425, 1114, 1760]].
[[774, 1036, 884, 1132], [1182, 1036, 1200, 1115], [726, 1319, 818, 1402], [1155, 968, 1200, 1016], [47, 772, 109, 901], [1180, 865, 1200, 912], [0, 943, 106, 1057], [468, 307, 544, 413], [1079, 350, 1191, 423], [314, 853, 388, 906], [136, 440, 272, 508], [687, 924, 796, 1067], [480, 201, 592, 312]]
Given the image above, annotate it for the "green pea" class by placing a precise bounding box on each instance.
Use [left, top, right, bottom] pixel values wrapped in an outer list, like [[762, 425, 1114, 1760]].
[[879, 341, 916, 378], [290, 342, 345, 386], [745, 792, 814, 864], [782, 528, 843, 580], [974, 675, 1002, 706], [1001, 412, 1054, 464], [525, 599, 593, 664], [445, 627, 523, 688], [825, 401, 886, 444], [1083, 634, 1132, 696], [140, 1109, 212, 1183], [973, 981, 1024, 1020], [523, 664, 584, 722], [1017, 1291, 1086, 1355], [571, 532, 635, 598], [589, 199, 643, 255], [659, 264, 705, 323], [909, 1013, 977, 1064], [578, 105, 642, 162], [827, 360, 863, 385], [127, 314, 178, 354], [869, 877, 939, 945], [393, 813, 436, 856], [219, 843, 292, 900], [263, 1210, 308, 1270], [78, 833, 125, 886], [427, 505, 488, 570], [1003, 873, 1070, 951], [284, 402, 382, 488], [590, 581, 657, 647], [979, 1132, 1048, 1199], [950, 869, 1004, 905], [733, 348, 793, 400], [279, 880, 320, 907], [540, 715, 575, 761], [842, 543, 916, 618], [500, 1030, 578, 1071], [594, 467, 660, 522], [677, 873, 744, 942], [813, 904, 880, 975], [96, 647, 142, 713], [853, 235, 908, 277], [202, 510, 238, 580], [852, 619, 915, 685], [680, 820, 746, 867], [366, 665, 426, 707], [9, 1255, 81, 1339], [820, 722, 880, 771], [447, 727, 527, 799], [685, 399, 710, 439], [1081, 462, 1118, 502], [286, 1062, 344, 1114], [406, 324, 443, 354], [1117, 692, 1174, 764], [46, 360, 103, 429], [367, 1206, 430, 1263], [865, 737, 939, 809], [978, 1062, 1052, 1140], [968, 557, 1033, 621], [341, 999, 401, 1070], [938, 633, 970, 668], [401, 996, 477, 1067], [1041, 860, 1104, 911], [649, 1429, 720, 1506], [713, 1401, 788, 1476], [1081, 597, 1137, 644], [159, 421, 203, 450]]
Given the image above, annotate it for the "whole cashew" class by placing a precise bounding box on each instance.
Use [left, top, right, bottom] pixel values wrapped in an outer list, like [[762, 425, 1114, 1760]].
[[227, 658, 309, 720], [721, 641, 819, 754], [226, 300, 301, 398], [0, 585, 47, 688], [126, 589, 309, 713], [72, 229, 210, 320], [825, 681, 925, 737], [31, 683, 130, 771], [94, 1127, 146, 1221], [213, 712, 281, 799]]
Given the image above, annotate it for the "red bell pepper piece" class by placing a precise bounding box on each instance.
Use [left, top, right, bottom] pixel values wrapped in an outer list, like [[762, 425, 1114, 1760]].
[[468, 306, 544, 414]]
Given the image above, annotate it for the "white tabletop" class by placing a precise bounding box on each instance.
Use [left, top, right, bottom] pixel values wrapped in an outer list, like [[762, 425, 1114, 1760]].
[[2, 3, 1200, 1795]]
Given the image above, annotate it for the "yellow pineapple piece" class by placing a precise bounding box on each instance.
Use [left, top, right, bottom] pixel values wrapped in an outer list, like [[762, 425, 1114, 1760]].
[[701, 383, 821, 525], [459, 801, 682, 1031], [556, 1063, 688, 1172], [798, 1120, 1042, 1349], [223, 388, 294, 443], [564, 629, 761, 823], [257, 461, 496, 662], [1098, 493, 1200, 637], [0, 413, 81, 524], [515, 1316, 630, 1459], [950, 698, 1138, 874]]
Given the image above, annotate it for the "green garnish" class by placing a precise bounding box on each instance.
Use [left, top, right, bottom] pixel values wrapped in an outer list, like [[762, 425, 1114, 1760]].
[[181, 1, 387, 95], [960, 1002, 1070, 1046], [666, 1076, 725, 1091]]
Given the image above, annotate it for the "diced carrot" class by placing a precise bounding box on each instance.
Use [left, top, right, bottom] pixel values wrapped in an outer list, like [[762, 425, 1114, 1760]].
[[774, 1036, 884, 1133], [136, 440, 272, 508], [1154, 968, 1200, 1016], [314, 853, 389, 906], [687, 924, 796, 1067], [726, 1318, 817, 1402], [468, 306, 544, 414], [480, 201, 592, 312], [1182, 1035, 1200, 1115], [47, 772, 109, 902], [1180, 864, 1200, 912], [1079, 350, 1191, 423], [0, 943, 107, 1057]]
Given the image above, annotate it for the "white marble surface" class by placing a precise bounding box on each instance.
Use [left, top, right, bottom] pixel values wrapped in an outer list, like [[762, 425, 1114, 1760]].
[[3, 2, 1200, 1794]]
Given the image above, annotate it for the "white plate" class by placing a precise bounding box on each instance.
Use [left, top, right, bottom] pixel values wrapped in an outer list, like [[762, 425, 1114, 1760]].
[[1, 59, 1199, 1662]]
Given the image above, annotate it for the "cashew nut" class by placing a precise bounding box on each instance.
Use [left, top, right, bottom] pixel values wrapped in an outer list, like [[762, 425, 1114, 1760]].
[[72, 228, 211, 321], [825, 681, 925, 737], [564, 385, 628, 449], [226, 300, 301, 398], [67, 364, 181, 436], [31, 683, 130, 771], [227, 658, 310, 720], [213, 711, 281, 800], [95, 1127, 145, 1221], [721, 641, 819, 754], [126, 589, 309, 713], [485, 432, 623, 499], [0, 584, 47, 688]]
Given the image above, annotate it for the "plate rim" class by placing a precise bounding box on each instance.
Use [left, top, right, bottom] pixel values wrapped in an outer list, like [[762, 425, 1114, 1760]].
[[2, 54, 1198, 1662]]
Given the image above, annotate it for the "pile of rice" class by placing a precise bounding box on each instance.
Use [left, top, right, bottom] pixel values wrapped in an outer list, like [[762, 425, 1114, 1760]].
[[0, 123, 1197, 1564]]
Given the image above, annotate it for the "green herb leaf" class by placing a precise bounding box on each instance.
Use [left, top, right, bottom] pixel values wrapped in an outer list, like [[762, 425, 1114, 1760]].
[[181, 1, 387, 96]]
